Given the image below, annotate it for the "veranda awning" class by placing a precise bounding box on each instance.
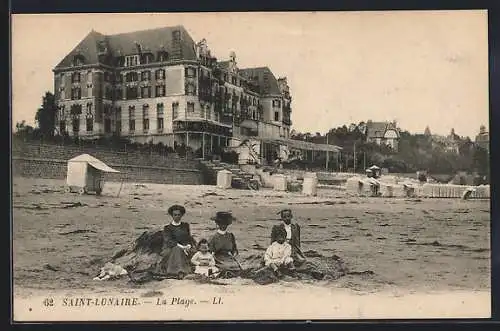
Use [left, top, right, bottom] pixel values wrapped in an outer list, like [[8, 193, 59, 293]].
[[259, 138, 342, 153]]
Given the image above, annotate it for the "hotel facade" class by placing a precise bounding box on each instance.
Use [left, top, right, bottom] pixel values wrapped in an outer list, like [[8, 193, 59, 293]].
[[53, 25, 338, 165]]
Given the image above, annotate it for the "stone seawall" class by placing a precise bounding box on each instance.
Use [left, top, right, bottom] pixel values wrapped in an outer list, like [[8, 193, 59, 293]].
[[12, 157, 203, 185]]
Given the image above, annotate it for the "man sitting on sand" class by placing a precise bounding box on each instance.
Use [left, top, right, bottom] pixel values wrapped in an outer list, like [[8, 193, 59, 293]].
[[264, 227, 295, 276], [271, 209, 306, 266]]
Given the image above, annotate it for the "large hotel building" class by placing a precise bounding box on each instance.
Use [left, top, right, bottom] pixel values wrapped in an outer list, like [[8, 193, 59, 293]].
[[53, 25, 338, 164]]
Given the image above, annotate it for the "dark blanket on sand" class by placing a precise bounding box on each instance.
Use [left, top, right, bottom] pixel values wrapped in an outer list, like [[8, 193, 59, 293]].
[[109, 230, 349, 284]]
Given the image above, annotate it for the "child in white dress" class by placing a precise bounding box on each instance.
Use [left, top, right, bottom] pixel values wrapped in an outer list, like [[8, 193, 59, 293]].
[[191, 239, 218, 277], [264, 228, 295, 275]]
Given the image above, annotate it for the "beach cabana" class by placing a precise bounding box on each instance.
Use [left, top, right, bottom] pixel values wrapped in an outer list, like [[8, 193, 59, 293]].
[[367, 165, 382, 178], [65, 154, 119, 195]]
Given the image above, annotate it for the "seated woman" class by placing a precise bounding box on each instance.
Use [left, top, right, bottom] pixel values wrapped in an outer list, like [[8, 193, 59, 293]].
[[155, 204, 197, 279], [264, 227, 295, 276], [208, 212, 241, 278]]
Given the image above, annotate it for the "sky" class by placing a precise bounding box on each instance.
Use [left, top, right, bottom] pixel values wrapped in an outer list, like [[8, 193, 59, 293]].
[[12, 11, 489, 138]]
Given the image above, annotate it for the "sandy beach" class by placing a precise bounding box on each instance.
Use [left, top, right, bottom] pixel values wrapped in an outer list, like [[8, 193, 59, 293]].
[[12, 177, 491, 320]]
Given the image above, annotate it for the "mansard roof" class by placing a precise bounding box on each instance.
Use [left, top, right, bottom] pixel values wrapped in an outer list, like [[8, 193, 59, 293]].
[[239, 67, 282, 96], [54, 25, 197, 69]]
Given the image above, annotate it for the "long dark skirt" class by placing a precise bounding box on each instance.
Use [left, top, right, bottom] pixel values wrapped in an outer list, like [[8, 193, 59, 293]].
[[155, 246, 193, 277], [214, 254, 241, 277]]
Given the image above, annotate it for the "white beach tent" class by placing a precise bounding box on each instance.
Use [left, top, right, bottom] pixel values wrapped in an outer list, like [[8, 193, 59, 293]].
[[65, 154, 119, 195]]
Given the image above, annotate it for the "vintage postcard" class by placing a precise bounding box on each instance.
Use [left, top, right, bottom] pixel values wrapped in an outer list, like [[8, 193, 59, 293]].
[[11, 11, 490, 321]]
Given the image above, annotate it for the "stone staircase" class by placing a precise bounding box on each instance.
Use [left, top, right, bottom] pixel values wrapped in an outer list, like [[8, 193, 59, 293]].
[[199, 159, 259, 189]]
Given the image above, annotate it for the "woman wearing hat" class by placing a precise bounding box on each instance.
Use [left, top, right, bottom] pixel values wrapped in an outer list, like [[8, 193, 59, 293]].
[[208, 212, 241, 278], [156, 204, 197, 279]]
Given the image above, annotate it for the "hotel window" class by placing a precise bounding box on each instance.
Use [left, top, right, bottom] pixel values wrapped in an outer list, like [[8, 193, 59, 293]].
[[143, 118, 149, 132], [115, 107, 122, 134], [156, 85, 166, 97], [105, 86, 113, 100], [116, 74, 123, 83], [71, 87, 81, 100], [114, 88, 123, 100], [71, 72, 81, 83], [187, 102, 195, 113], [231, 77, 237, 85], [157, 103, 164, 115], [142, 53, 153, 64], [200, 105, 205, 118], [125, 55, 140, 67], [86, 102, 92, 115], [172, 102, 179, 119], [186, 83, 196, 96], [104, 118, 111, 133], [103, 72, 110, 82], [126, 72, 138, 82], [273, 99, 281, 108], [129, 106, 135, 131], [185, 67, 196, 78], [158, 52, 168, 62], [72, 118, 80, 133], [86, 117, 93, 132], [73, 56, 84, 66], [172, 30, 181, 41], [87, 71, 93, 83], [274, 111, 280, 122], [59, 120, 66, 134], [140, 86, 151, 98], [126, 86, 138, 99], [143, 104, 149, 118], [206, 106, 211, 120], [58, 105, 65, 119], [59, 87, 65, 100], [141, 71, 151, 81], [60, 73, 65, 87], [155, 69, 165, 80]]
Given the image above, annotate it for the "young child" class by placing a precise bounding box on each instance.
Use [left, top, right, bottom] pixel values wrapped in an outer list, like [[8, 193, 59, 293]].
[[264, 227, 295, 275], [191, 239, 218, 277]]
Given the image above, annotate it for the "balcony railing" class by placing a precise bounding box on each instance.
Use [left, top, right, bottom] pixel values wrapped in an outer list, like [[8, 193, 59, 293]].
[[172, 120, 232, 136]]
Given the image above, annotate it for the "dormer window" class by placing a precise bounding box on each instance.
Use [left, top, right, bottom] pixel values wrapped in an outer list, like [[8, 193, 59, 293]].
[[142, 53, 154, 64], [73, 54, 85, 66], [125, 55, 140, 67], [158, 51, 169, 62], [172, 30, 181, 41], [97, 41, 108, 54]]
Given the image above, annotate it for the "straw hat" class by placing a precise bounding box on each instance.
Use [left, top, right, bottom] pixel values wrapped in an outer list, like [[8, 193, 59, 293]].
[[211, 211, 236, 226], [167, 204, 186, 216]]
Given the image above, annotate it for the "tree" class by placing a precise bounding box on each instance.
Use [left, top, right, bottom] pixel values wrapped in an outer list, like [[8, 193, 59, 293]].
[[34, 91, 57, 139], [14, 120, 37, 140], [472, 145, 489, 178]]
